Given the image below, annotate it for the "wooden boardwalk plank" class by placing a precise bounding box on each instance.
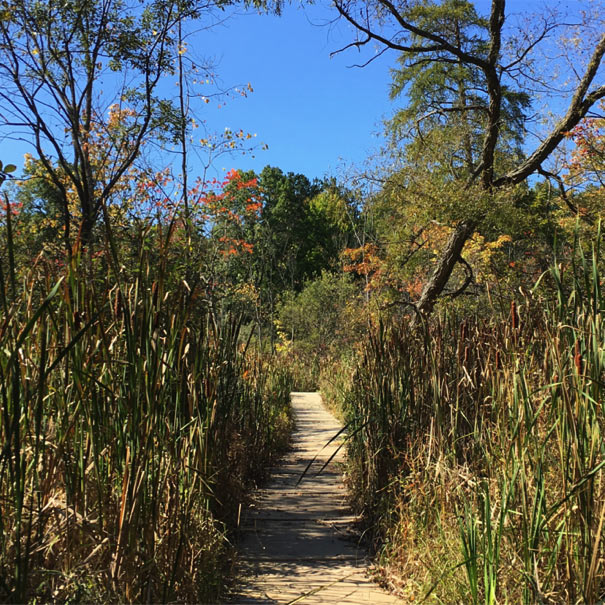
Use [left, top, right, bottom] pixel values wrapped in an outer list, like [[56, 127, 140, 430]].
[[226, 392, 403, 604]]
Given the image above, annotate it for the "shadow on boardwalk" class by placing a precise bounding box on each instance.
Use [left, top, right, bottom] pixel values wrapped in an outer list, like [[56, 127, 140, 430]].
[[227, 392, 402, 604]]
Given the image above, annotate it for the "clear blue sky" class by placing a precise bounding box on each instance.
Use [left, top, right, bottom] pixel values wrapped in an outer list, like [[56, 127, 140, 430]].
[[190, 3, 394, 180]]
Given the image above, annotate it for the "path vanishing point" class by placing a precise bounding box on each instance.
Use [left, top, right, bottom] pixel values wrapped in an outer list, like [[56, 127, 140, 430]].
[[228, 392, 403, 604]]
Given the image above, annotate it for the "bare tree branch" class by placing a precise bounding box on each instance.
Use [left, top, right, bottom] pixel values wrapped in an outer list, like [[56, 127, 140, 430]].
[[537, 166, 594, 224], [443, 255, 474, 299], [333, 1, 454, 57], [497, 34, 605, 187]]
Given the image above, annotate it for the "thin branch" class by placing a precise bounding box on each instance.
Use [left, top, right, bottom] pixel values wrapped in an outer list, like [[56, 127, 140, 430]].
[[333, 1, 448, 57], [537, 166, 594, 224], [376, 0, 490, 68], [329, 34, 372, 58], [347, 46, 391, 69], [443, 255, 474, 299], [501, 18, 557, 71]]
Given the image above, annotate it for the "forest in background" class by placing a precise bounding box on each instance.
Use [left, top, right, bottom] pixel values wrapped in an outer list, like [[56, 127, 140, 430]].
[[1, 0, 605, 602]]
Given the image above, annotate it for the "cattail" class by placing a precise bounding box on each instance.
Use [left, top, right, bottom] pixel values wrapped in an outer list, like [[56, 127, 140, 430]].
[[574, 339, 583, 375], [510, 300, 519, 331]]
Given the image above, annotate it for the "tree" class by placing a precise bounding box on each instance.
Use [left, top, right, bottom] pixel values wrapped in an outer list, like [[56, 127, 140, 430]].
[[306, 183, 359, 271], [255, 166, 324, 292], [0, 0, 214, 249], [332, 0, 605, 317]]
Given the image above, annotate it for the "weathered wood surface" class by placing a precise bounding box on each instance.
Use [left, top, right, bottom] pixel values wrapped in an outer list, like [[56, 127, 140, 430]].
[[228, 392, 403, 604]]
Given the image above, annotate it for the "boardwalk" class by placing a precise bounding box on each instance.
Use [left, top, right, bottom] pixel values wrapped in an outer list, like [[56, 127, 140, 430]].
[[229, 392, 402, 604]]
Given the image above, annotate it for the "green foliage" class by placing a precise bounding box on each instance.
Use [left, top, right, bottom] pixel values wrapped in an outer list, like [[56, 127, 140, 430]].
[[276, 271, 365, 356], [361, 170, 573, 319], [203, 166, 361, 349], [388, 0, 529, 167], [275, 271, 367, 389], [256, 166, 331, 292], [339, 0, 605, 315], [306, 184, 359, 270], [4, 1, 605, 602], [354, 1, 542, 316]]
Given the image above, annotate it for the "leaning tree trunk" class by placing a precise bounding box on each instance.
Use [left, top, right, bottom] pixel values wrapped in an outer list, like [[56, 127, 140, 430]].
[[415, 218, 477, 318]]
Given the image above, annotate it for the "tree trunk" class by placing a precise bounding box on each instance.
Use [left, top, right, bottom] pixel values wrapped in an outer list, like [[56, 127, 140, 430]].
[[416, 219, 476, 318]]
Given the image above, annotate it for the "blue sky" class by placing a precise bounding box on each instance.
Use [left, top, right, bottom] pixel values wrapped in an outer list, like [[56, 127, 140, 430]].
[[188, 3, 395, 180], [0, 1, 599, 182]]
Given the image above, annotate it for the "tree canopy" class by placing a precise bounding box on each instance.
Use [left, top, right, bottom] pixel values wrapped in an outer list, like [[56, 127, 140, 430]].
[[332, 0, 605, 316], [0, 0, 225, 247]]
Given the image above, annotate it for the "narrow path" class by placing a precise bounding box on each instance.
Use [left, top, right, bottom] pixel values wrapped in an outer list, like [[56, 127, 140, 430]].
[[228, 392, 402, 604]]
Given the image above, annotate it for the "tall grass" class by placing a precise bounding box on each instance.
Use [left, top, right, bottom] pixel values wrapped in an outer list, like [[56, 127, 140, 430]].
[[0, 222, 292, 603], [342, 237, 605, 603]]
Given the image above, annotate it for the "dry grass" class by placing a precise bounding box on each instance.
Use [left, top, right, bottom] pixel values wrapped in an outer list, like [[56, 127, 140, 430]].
[[0, 226, 293, 603]]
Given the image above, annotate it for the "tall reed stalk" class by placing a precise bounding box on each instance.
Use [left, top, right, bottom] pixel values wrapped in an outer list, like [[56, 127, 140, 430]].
[[343, 233, 605, 602], [0, 218, 292, 603]]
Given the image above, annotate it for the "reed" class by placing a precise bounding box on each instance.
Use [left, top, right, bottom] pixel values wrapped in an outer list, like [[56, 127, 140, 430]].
[[342, 233, 605, 602], [0, 220, 292, 603]]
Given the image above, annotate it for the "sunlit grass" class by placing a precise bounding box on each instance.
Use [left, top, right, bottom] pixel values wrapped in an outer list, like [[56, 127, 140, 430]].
[[338, 234, 605, 603]]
